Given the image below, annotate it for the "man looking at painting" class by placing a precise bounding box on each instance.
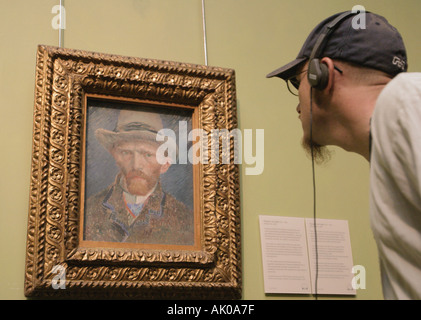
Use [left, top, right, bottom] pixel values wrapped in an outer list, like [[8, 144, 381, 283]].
[[266, 11, 421, 299], [84, 109, 194, 246]]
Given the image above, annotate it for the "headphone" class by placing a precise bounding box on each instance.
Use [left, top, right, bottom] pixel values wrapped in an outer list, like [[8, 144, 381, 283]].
[[306, 11, 359, 299], [307, 11, 358, 90]]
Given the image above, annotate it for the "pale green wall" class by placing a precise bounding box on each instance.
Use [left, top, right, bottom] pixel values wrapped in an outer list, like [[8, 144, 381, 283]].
[[1, 0, 420, 300]]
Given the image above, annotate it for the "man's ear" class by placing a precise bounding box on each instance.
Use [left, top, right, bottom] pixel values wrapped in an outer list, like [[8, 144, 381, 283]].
[[320, 57, 336, 92], [160, 161, 171, 174]]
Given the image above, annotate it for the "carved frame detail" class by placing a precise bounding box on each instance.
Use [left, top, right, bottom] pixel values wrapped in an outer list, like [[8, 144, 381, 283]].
[[24, 45, 241, 299]]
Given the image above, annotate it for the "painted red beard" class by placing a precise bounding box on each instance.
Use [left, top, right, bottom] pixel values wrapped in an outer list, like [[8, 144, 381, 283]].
[[125, 170, 152, 196]]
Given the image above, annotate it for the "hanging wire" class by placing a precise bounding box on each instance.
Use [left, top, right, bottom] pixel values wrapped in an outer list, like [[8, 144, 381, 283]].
[[201, 0, 208, 65], [58, 0, 63, 47]]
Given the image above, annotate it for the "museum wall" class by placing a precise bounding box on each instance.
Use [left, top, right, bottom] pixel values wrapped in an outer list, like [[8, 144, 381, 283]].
[[1, 0, 420, 300]]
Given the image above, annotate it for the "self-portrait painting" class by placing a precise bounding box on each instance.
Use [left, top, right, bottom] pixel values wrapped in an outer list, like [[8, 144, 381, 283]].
[[82, 97, 196, 248]]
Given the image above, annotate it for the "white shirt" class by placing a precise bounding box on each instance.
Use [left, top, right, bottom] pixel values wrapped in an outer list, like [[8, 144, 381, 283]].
[[370, 72, 421, 299]]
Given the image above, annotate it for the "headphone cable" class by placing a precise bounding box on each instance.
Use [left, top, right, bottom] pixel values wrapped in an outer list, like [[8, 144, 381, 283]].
[[310, 87, 319, 300]]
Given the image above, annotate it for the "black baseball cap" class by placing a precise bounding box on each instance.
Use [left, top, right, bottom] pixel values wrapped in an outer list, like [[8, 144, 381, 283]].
[[267, 11, 408, 80]]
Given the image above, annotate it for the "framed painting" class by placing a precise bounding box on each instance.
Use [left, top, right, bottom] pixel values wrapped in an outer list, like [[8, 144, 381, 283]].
[[24, 45, 241, 299], [82, 96, 198, 249]]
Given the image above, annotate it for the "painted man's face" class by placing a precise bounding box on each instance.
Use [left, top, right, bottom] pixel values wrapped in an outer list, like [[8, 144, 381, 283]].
[[111, 139, 170, 196]]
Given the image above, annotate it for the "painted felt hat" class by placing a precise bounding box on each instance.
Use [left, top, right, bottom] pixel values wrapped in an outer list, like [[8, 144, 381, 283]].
[[95, 109, 166, 150]]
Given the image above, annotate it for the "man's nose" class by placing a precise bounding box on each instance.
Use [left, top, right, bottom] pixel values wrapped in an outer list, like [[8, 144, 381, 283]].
[[296, 104, 301, 114], [133, 151, 144, 170]]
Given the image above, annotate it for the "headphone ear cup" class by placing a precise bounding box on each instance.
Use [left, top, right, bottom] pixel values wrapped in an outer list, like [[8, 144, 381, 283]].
[[308, 59, 329, 90], [317, 62, 329, 90]]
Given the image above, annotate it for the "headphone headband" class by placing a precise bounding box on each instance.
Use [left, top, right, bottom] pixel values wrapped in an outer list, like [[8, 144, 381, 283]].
[[308, 11, 359, 90], [309, 11, 358, 61]]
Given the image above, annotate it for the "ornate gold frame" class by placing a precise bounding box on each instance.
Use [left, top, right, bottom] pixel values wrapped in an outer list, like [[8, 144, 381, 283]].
[[24, 45, 241, 299]]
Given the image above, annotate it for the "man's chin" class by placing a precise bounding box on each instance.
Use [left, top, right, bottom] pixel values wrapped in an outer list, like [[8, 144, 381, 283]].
[[301, 138, 332, 165]]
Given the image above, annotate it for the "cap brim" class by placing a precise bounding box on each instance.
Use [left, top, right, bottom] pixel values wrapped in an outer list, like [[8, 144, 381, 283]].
[[266, 57, 307, 79]]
